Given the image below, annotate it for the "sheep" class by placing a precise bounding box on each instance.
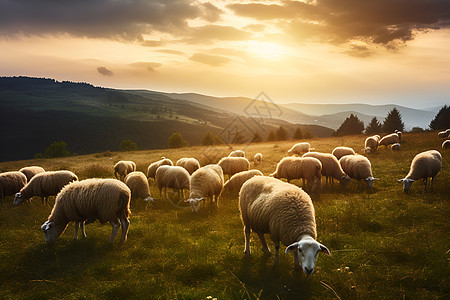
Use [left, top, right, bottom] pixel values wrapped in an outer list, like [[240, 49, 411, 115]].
[[378, 133, 399, 147], [222, 169, 263, 198], [19, 166, 45, 182], [253, 153, 263, 165], [332, 146, 356, 160], [218, 156, 250, 177], [185, 164, 224, 212], [14, 171, 78, 206], [114, 160, 136, 181], [239, 176, 330, 274], [398, 150, 442, 192], [124, 171, 153, 202], [176, 157, 200, 175], [270, 157, 322, 193], [0, 171, 27, 206], [396, 131, 402, 141], [339, 155, 378, 188], [364, 136, 379, 154], [229, 150, 245, 157], [41, 178, 131, 244], [443, 140, 450, 150], [391, 143, 401, 151], [302, 152, 351, 187], [437, 129, 449, 138], [287, 142, 313, 156], [155, 165, 190, 205], [147, 157, 173, 179]]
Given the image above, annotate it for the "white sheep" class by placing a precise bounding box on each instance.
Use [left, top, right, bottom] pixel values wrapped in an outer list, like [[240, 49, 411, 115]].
[[114, 160, 136, 181], [339, 155, 378, 188], [218, 156, 250, 177], [302, 152, 351, 187], [185, 164, 224, 212], [14, 171, 78, 206], [332, 146, 356, 160], [155, 165, 190, 205], [442, 140, 450, 150], [147, 157, 173, 179], [270, 157, 322, 193], [437, 129, 449, 138], [391, 143, 401, 151], [19, 166, 45, 182], [239, 176, 330, 274], [222, 169, 263, 198], [378, 133, 400, 147], [0, 171, 27, 206], [364, 136, 379, 154], [287, 142, 313, 156], [398, 150, 442, 192], [396, 131, 402, 141], [124, 171, 154, 202], [176, 157, 200, 175], [253, 153, 263, 165], [229, 150, 245, 157], [41, 178, 131, 244]]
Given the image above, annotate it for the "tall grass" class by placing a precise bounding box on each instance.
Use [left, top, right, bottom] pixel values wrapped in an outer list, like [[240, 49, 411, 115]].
[[0, 132, 448, 299]]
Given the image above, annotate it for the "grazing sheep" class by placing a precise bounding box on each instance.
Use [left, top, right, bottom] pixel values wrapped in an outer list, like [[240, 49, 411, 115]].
[[396, 131, 402, 141], [176, 157, 200, 175], [332, 146, 356, 160], [443, 140, 450, 150], [229, 150, 245, 157], [218, 157, 250, 177], [14, 171, 78, 206], [364, 136, 379, 154], [437, 129, 449, 138], [124, 171, 153, 202], [302, 152, 351, 187], [379, 133, 400, 147], [239, 176, 330, 274], [19, 166, 45, 182], [0, 171, 27, 206], [270, 157, 322, 193], [253, 153, 263, 165], [155, 165, 190, 204], [222, 170, 263, 198], [186, 164, 224, 212], [287, 142, 313, 156], [398, 150, 442, 192], [147, 157, 173, 179], [391, 143, 401, 151], [41, 178, 131, 244], [339, 155, 378, 188], [114, 160, 136, 181]]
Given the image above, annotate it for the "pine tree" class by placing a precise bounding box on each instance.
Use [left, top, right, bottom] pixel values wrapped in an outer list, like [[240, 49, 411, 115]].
[[266, 130, 277, 141], [429, 105, 450, 130], [293, 127, 303, 140], [201, 131, 215, 146], [335, 114, 365, 136], [383, 108, 405, 133], [276, 126, 288, 141], [251, 131, 263, 143], [365, 117, 382, 134]]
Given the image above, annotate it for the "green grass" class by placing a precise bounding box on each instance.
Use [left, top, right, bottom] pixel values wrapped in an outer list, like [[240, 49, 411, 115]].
[[0, 132, 449, 299]]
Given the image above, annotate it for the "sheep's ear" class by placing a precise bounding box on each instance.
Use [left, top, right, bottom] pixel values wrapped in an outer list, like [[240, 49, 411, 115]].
[[319, 243, 331, 256], [41, 221, 52, 231], [285, 242, 300, 254]]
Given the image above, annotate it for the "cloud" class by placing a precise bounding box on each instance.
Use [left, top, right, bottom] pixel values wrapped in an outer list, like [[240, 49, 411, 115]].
[[97, 67, 113, 76], [200, 2, 224, 23], [156, 49, 185, 55], [129, 62, 162, 72], [141, 40, 165, 47], [189, 53, 231, 66], [187, 25, 252, 43]]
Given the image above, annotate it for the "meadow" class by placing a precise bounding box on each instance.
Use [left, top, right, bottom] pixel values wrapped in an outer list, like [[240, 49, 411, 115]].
[[0, 132, 448, 299]]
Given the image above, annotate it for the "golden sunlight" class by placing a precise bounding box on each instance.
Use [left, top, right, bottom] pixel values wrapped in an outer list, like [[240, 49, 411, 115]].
[[244, 41, 287, 60]]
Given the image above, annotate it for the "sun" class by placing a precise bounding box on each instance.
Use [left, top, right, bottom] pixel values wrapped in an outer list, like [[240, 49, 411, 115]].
[[245, 41, 287, 60]]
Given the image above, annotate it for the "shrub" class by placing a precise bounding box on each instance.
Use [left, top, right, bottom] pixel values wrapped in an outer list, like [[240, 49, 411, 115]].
[[120, 139, 138, 152], [276, 126, 288, 141], [35, 140, 72, 158], [168, 132, 188, 148]]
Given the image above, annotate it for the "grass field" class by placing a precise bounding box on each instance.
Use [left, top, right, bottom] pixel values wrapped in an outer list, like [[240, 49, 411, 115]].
[[0, 132, 449, 299]]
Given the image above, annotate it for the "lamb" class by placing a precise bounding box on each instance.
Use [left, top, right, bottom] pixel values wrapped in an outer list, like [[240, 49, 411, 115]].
[[155, 165, 190, 204], [185, 164, 224, 212], [287, 142, 313, 156], [124, 171, 153, 202], [14, 171, 78, 206], [147, 157, 173, 179], [41, 178, 131, 244], [19, 166, 45, 182], [391, 143, 401, 151], [0, 171, 27, 206], [302, 152, 351, 187], [364, 136, 379, 154], [176, 157, 200, 175], [114, 160, 136, 181], [398, 150, 442, 192], [339, 155, 378, 188], [218, 156, 250, 177], [222, 169, 263, 198], [443, 140, 450, 150], [437, 129, 449, 138], [332, 146, 356, 160], [378, 133, 399, 147], [229, 150, 245, 157], [253, 153, 263, 165], [239, 176, 330, 274], [270, 157, 322, 193]]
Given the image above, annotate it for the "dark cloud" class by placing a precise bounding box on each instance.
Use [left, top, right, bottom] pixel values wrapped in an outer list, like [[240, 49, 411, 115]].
[[200, 2, 224, 23], [189, 53, 231, 66], [97, 67, 113, 76]]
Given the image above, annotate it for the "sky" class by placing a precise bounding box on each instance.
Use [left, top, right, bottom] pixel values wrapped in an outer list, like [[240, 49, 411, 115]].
[[1, 0, 450, 108]]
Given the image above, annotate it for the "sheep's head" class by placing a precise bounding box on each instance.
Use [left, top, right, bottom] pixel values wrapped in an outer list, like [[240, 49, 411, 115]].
[[143, 196, 154, 202], [41, 221, 67, 244], [364, 147, 372, 155], [13, 192, 25, 206], [340, 175, 351, 187], [311, 177, 322, 193], [185, 197, 204, 213], [286, 236, 331, 275], [364, 176, 379, 188], [398, 178, 414, 192]]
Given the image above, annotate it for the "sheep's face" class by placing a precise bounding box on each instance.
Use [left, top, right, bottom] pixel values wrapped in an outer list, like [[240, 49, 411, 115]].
[[185, 197, 204, 213], [364, 147, 372, 155], [41, 221, 67, 244], [311, 178, 322, 193], [13, 192, 25, 206], [364, 177, 378, 188], [286, 238, 331, 275], [143, 196, 154, 202], [398, 178, 414, 192], [340, 175, 351, 187]]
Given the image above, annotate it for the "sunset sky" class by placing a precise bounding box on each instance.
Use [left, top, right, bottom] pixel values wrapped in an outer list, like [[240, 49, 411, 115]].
[[1, 0, 450, 108]]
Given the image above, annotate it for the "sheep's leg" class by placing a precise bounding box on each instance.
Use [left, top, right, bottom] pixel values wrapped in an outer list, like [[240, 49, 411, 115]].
[[243, 225, 251, 255], [74, 222, 79, 240], [431, 177, 435, 191], [119, 217, 130, 243], [293, 249, 301, 272], [257, 233, 271, 255], [273, 241, 280, 265], [108, 219, 121, 244], [215, 194, 219, 208], [81, 221, 86, 238], [423, 178, 428, 191]]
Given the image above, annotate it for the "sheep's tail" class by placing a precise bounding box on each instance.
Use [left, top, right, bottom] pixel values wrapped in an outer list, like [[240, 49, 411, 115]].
[[119, 190, 131, 218]]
